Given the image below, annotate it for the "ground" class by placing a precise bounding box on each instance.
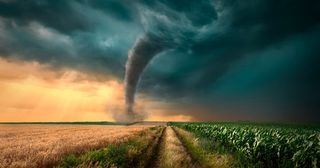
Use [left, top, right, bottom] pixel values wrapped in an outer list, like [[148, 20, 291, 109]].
[[0, 124, 150, 167], [0, 122, 234, 168]]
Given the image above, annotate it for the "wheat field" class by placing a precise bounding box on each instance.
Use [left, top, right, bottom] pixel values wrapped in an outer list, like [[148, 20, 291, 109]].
[[0, 124, 149, 168]]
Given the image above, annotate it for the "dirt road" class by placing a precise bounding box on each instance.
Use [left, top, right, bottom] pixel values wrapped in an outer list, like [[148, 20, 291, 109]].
[[152, 126, 201, 168]]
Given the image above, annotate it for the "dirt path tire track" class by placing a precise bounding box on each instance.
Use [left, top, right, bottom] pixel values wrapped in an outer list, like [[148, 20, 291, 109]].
[[171, 126, 204, 168], [151, 126, 202, 168], [130, 127, 165, 167], [144, 127, 166, 168]]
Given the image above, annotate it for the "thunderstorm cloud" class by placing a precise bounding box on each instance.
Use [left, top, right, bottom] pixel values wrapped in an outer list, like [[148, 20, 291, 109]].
[[0, 0, 319, 121]]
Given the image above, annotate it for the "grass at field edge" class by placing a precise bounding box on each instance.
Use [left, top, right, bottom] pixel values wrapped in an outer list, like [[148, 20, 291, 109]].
[[58, 126, 164, 168]]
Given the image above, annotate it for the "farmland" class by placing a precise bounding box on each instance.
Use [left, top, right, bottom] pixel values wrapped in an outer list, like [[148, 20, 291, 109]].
[[0, 124, 150, 167], [0, 122, 319, 168], [171, 122, 320, 168]]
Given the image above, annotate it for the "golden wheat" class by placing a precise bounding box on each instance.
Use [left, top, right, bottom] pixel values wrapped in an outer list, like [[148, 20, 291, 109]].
[[0, 124, 149, 168]]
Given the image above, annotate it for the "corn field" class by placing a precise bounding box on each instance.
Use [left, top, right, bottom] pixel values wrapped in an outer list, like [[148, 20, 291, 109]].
[[172, 122, 320, 168]]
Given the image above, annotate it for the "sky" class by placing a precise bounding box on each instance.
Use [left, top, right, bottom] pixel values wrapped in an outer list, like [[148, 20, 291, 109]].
[[0, 0, 319, 122]]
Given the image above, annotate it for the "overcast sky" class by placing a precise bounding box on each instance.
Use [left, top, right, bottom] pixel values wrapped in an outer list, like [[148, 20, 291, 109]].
[[0, 0, 319, 121]]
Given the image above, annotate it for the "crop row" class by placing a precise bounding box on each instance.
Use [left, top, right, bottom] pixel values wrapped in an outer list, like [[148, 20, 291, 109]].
[[172, 123, 319, 168]]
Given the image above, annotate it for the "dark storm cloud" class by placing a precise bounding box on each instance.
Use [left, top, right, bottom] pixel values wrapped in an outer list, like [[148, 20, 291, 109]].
[[0, 0, 319, 121], [84, 0, 135, 21], [0, 0, 92, 33], [0, 0, 137, 33], [137, 0, 320, 120], [141, 0, 319, 91], [0, 0, 140, 79]]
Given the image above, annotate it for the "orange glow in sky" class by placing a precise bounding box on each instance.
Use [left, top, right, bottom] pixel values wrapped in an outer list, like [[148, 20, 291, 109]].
[[0, 58, 192, 122]]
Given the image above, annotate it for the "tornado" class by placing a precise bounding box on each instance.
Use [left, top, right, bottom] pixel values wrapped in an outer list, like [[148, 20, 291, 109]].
[[124, 34, 166, 120]]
